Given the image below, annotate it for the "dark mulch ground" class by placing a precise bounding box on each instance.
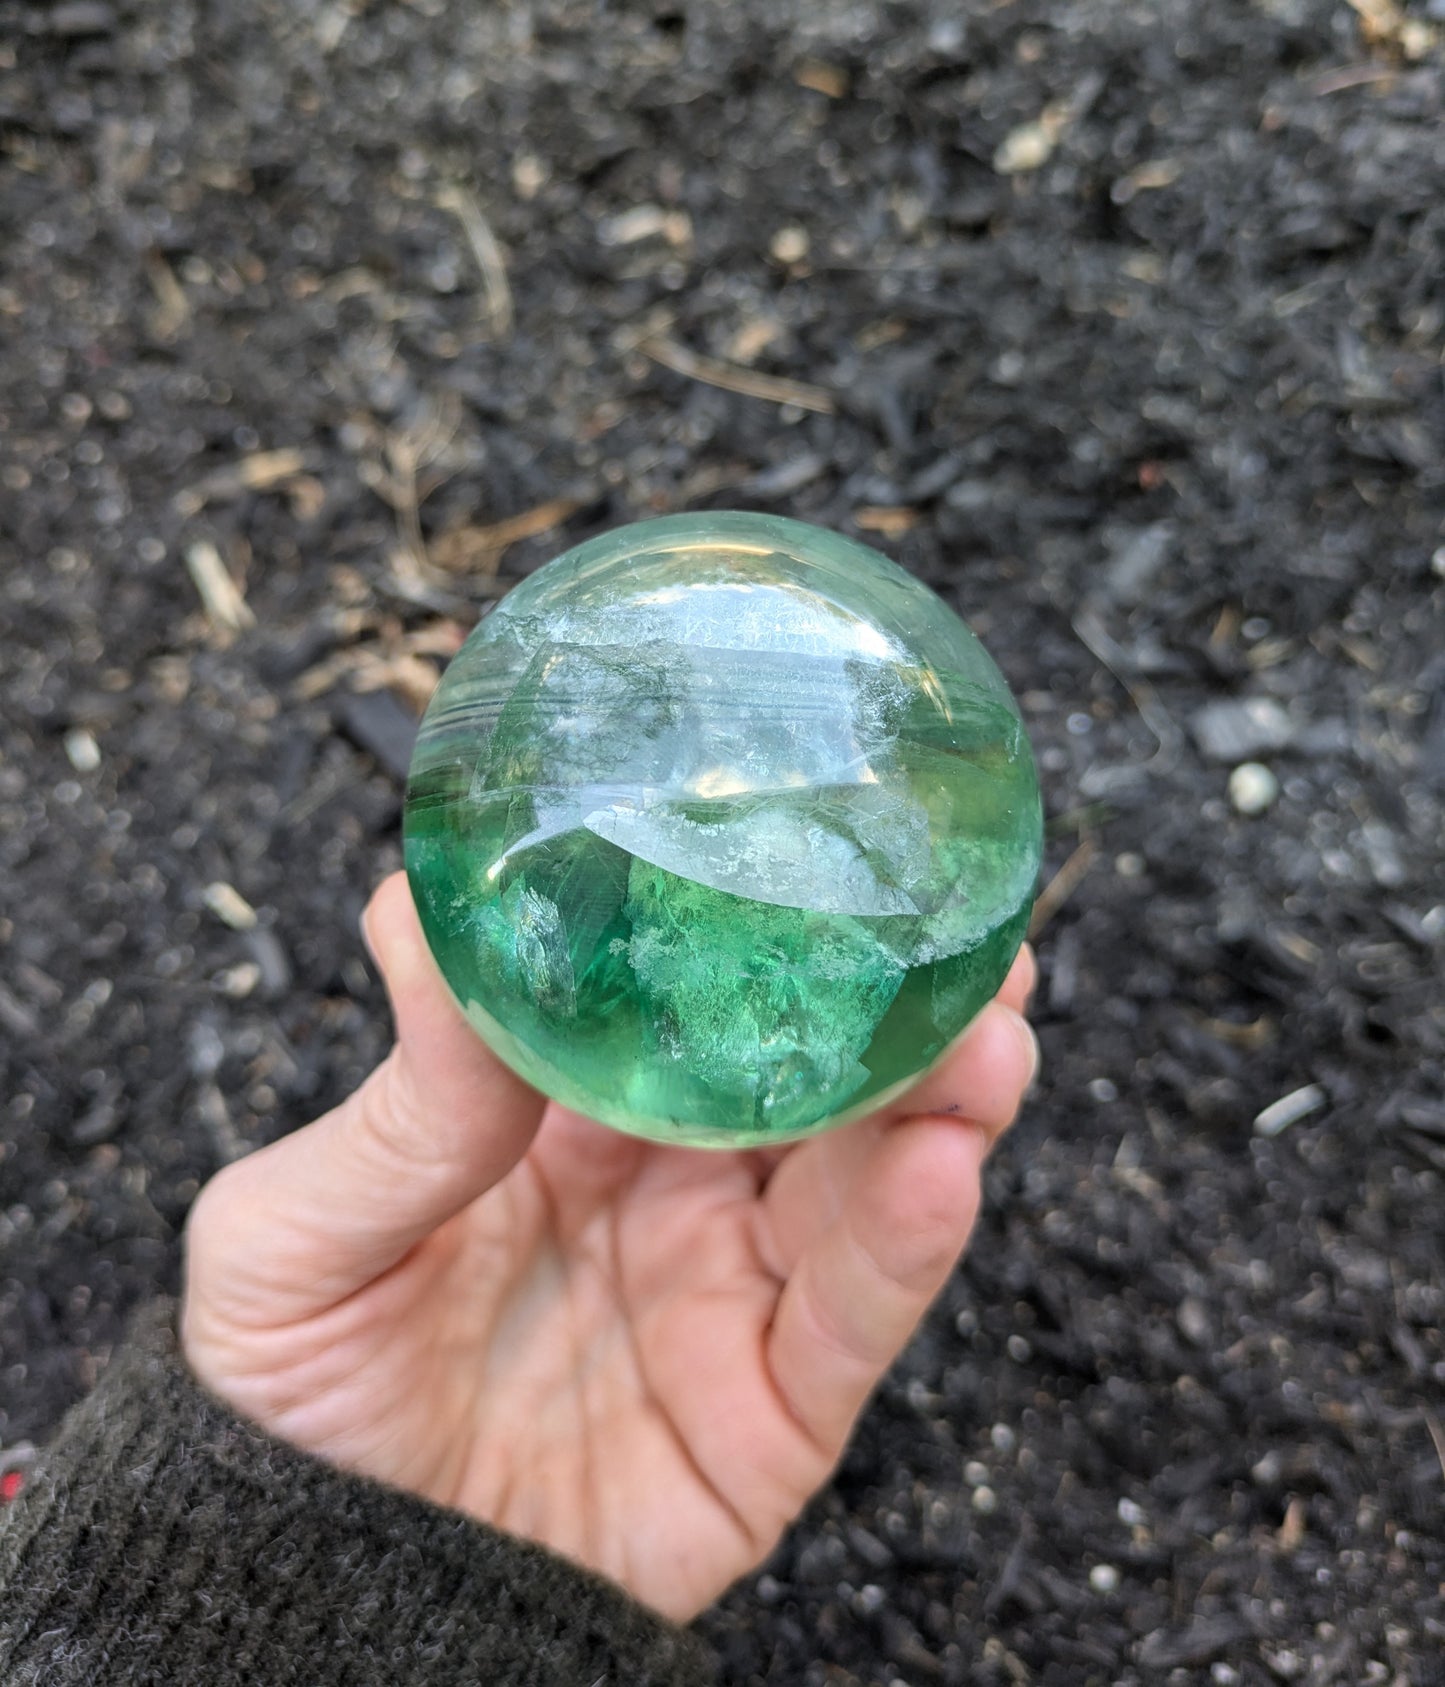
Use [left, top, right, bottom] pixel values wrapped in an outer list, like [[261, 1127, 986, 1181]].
[[3, 1, 1443, 1680]]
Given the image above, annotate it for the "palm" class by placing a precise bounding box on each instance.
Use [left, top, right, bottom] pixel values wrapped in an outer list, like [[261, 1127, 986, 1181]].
[[193, 1112, 868, 1618], [184, 875, 1036, 1621]]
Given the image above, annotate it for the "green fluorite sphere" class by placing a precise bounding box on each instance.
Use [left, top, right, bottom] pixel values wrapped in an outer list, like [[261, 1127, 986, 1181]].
[[404, 512, 1041, 1147]]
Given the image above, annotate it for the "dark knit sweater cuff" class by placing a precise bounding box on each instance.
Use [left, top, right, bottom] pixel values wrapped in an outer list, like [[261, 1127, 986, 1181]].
[[0, 1300, 714, 1687]]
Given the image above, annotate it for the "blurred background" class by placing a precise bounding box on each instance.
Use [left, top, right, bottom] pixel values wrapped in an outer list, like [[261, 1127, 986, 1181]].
[[1, 0, 1442, 1680]]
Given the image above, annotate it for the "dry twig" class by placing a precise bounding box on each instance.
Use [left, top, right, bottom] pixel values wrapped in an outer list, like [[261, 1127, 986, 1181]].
[[295, 621, 466, 704], [1073, 608, 1183, 783], [175, 449, 312, 517], [430, 496, 582, 575], [360, 399, 461, 575], [638, 334, 836, 414], [1426, 1413, 1445, 1484], [437, 184, 514, 339], [184, 541, 254, 637], [1029, 838, 1098, 938]]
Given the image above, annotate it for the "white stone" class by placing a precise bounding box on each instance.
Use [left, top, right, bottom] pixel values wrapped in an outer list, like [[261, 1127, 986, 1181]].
[[1228, 761, 1279, 814], [63, 729, 101, 772]]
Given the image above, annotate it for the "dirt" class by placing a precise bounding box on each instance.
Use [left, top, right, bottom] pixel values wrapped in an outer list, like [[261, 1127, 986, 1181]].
[[2, 1, 1443, 1682]]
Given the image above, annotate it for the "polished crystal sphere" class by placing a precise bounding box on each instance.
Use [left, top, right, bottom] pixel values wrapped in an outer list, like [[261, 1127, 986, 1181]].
[[404, 512, 1041, 1147]]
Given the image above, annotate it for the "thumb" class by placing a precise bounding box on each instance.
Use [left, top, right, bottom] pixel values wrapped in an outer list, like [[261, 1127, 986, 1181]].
[[187, 872, 545, 1319], [360, 871, 545, 1171]]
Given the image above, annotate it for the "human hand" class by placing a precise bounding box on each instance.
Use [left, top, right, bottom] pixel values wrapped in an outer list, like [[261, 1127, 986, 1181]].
[[182, 873, 1038, 1622]]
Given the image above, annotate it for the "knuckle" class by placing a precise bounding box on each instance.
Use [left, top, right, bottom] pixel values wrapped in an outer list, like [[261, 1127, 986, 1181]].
[[356, 1056, 433, 1173]]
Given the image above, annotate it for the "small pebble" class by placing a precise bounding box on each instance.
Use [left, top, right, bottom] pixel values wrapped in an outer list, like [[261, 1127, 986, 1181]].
[[1088, 1077, 1118, 1104], [964, 1461, 990, 1486], [213, 962, 262, 999], [1264, 1648, 1305, 1681], [1228, 761, 1278, 814], [598, 204, 669, 246], [770, 225, 809, 264], [512, 153, 547, 199], [1089, 1563, 1120, 1594], [1177, 1296, 1212, 1346], [203, 881, 258, 932], [1254, 1083, 1326, 1137], [990, 1422, 1016, 1455], [63, 729, 101, 772], [1252, 1450, 1283, 1486], [1118, 1497, 1147, 1526], [994, 118, 1058, 175], [1006, 1334, 1032, 1363], [971, 1485, 998, 1515]]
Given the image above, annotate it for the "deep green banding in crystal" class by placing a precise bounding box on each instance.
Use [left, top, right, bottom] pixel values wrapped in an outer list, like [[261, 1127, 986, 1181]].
[[404, 513, 1042, 1146]]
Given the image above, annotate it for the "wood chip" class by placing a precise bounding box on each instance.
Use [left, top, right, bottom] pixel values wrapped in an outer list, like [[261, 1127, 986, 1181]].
[[854, 505, 919, 538], [1111, 158, 1182, 205], [638, 334, 836, 414], [284, 475, 327, 521], [184, 540, 255, 635], [598, 204, 691, 249], [145, 251, 189, 339], [1196, 1013, 1276, 1051], [994, 73, 1105, 176], [349, 651, 439, 714], [1276, 1495, 1307, 1552], [994, 104, 1071, 175], [437, 183, 514, 339], [724, 316, 783, 365], [794, 59, 848, 98], [175, 449, 308, 516], [294, 622, 466, 702], [429, 496, 582, 574], [1346, 0, 1439, 59]]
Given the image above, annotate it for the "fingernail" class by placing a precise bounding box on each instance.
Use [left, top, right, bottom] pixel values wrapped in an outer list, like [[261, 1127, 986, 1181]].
[[1004, 1007, 1041, 1090], [359, 905, 380, 968]]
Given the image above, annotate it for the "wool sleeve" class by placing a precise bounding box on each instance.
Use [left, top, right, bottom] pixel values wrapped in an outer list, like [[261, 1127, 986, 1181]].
[[0, 1300, 716, 1687]]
